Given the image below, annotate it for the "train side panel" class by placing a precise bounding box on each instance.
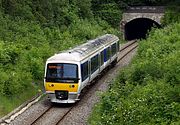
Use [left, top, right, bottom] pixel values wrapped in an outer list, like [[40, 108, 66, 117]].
[[44, 34, 120, 103]]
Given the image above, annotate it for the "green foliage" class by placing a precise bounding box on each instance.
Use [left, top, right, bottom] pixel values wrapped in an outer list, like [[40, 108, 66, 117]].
[[76, 0, 93, 19], [91, 0, 179, 28], [90, 81, 180, 125], [0, 70, 33, 96], [0, 87, 37, 117], [114, 0, 177, 6], [162, 6, 180, 25], [0, 17, 116, 96], [89, 22, 180, 124], [0, 0, 119, 117], [1, 0, 177, 119], [0, 0, 94, 27], [92, 0, 122, 28]]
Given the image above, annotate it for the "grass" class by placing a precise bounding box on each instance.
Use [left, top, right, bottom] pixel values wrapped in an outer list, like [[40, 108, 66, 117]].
[[0, 86, 39, 118]]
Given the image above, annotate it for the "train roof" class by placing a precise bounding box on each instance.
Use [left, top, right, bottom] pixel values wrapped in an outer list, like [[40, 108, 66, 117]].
[[47, 34, 119, 62]]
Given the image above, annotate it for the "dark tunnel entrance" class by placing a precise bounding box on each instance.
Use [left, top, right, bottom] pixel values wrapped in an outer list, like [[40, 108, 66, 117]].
[[124, 18, 161, 41]]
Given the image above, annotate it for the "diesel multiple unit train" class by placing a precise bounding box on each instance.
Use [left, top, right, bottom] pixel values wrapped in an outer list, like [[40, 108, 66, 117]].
[[44, 34, 119, 103]]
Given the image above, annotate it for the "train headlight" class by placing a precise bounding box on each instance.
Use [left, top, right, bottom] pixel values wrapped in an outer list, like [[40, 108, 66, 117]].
[[48, 84, 54, 87], [69, 85, 75, 88]]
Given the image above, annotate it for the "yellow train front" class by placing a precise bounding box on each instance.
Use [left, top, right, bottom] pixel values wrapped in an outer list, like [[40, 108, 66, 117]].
[[44, 34, 119, 103], [44, 62, 80, 103]]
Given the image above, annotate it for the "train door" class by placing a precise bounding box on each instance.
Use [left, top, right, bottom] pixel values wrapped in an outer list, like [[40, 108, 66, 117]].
[[81, 60, 89, 89], [88, 59, 91, 82], [104, 47, 111, 68], [104, 48, 107, 62], [100, 50, 104, 71], [89, 54, 99, 82]]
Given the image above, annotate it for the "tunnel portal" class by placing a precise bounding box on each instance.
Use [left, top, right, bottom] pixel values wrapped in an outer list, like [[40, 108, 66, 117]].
[[121, 6, 165, 41], [124, 18, 161, 41]]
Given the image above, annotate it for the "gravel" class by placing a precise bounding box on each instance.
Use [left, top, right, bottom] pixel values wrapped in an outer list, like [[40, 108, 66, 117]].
[[9, 97, 51, 125], [33, 106, 71, 125], [5, 43, 137, 125], [58, 48, 138, 125]]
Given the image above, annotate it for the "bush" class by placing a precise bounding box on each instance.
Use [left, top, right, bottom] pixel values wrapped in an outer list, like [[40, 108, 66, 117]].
[[162, 6, 180, 25], [89, 22, 180, 125], [0, 69, 32, 96], [90, 81, 180, 125], [92, 1, 122, 28], [0, 1, 119, 117]]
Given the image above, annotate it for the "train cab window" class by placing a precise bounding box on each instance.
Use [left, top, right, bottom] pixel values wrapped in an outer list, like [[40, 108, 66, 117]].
[[91, 55, 99, 73], [46, 63, 78, 83], [100, 51, 104, 66], [111, 43, 117, 56], [81, 61, 89, 82]]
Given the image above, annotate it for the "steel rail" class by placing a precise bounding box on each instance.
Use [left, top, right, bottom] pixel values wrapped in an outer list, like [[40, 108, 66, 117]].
[[8, 40, 138, 125], [30, 105, 53, 125], [55, 40, 138, 125], [119, 40, 137, 52]]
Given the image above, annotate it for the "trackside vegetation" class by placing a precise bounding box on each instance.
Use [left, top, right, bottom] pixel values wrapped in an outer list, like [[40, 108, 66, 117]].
[[88, 12, 180, 125], [0, 1, 118, 117], [0, 0, 179, 120]]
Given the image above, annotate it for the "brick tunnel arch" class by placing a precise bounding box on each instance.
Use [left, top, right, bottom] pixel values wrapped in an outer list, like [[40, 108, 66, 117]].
[[124, 18, 161, 41]]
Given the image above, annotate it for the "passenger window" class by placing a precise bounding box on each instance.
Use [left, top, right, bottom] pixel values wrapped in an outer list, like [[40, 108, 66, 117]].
[[81, 61, 89, 81], [107, 47, 111, 60], [111, 43, 117, 56], [91, 55, 99, 73], [104, 49, 107, 62], [100, 51, 104, 66]]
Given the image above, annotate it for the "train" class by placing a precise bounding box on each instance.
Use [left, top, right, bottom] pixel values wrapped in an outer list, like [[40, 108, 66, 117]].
[[44, 34, 119, 103]]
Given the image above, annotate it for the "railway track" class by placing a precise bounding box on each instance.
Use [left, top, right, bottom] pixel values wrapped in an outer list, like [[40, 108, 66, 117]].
[[30, 105, 73, 125], [30, 40, 138, 125], [119, 40, 138, 61], [30, 105, 53, 125], [1, 40, 138, 125]]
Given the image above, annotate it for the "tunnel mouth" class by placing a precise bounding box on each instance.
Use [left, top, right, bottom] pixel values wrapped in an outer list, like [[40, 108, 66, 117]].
[[124, 18, 161, 41]]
